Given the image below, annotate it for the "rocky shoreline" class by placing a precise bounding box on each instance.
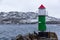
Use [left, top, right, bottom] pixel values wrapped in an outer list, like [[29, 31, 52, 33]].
[[16, 32, 58, 40]]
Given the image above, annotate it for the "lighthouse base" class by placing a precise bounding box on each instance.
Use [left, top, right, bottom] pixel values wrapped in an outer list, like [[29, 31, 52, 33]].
[[38, 32, 48, 38], [37, 32, 58, 40]]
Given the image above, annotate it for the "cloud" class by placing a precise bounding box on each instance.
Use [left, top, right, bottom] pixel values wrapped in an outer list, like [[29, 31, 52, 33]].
[[0, 0, 60, 18]]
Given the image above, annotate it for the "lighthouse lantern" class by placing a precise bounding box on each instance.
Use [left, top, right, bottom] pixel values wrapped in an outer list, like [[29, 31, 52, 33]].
[[38, 5, 46, 16]]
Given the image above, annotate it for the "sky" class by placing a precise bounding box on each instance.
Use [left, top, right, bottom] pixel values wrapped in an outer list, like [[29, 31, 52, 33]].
[[0, 0, 60, 18]]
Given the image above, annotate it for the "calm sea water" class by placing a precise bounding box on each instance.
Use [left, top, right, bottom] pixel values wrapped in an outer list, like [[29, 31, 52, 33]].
[[0, 24, 60, 40]]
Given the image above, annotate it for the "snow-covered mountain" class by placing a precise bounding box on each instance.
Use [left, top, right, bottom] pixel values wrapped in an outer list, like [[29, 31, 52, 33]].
[[0, 11, 60, 24]]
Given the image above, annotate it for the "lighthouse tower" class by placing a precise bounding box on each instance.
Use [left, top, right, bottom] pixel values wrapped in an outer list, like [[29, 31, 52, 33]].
[[38, 4, 46, 32]]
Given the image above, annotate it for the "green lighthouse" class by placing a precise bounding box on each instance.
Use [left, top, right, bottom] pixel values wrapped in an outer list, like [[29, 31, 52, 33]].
[[38, 4, 46, 32]]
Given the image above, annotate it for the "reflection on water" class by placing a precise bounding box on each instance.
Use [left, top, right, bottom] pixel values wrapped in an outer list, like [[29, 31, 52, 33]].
[[0, 24, 60, 40]]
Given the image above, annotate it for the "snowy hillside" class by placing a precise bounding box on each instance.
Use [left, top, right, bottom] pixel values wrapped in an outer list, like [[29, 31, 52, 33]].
[[0, 11, 60, 24]]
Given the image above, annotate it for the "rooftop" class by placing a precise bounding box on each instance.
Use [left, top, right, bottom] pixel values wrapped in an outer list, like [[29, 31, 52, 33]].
[[39, 4, 45, 9]]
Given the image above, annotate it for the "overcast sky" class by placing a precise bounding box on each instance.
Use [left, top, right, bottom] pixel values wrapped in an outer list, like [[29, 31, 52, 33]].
[[0, 0, 60, 18]]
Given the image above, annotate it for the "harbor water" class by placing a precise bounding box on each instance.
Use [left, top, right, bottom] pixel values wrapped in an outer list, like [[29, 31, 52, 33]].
[[0, 24, 60, 40]]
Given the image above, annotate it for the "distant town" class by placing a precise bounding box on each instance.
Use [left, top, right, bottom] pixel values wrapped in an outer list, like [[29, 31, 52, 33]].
[[0, 11, 60, 24], [0, 12, 38, 24]]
